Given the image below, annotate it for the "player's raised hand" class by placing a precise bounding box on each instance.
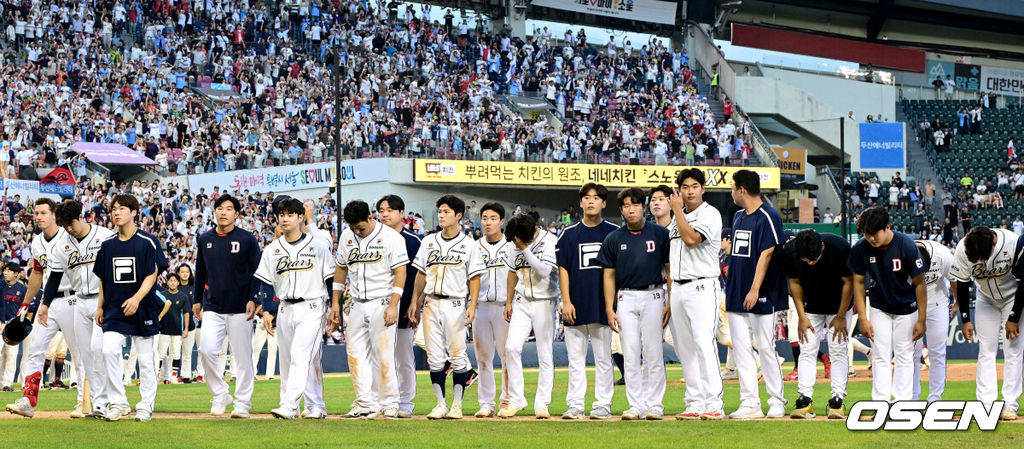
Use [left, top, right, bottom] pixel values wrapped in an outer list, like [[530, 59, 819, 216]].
[[262, 312, 275, 337], [828, 315, 848, 344], [668, 190, 684, 212], [328, 303, 342, 332], [1007, 321, 1020, 340], [798, 316, 814, 344], [608, 310, 620, 333], [962, 322, 974, 341], [859, 316, 873, 340], [122, 297, 139, 316], [562, 301, 576, 325], [911, 320, 925, 341], [742, 290, 758, 310], [245, 301, 256, 321], [36, 304, 49, 327]]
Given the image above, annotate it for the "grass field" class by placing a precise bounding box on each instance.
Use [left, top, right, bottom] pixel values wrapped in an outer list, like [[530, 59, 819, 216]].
[[0, 363, 1020, 448]]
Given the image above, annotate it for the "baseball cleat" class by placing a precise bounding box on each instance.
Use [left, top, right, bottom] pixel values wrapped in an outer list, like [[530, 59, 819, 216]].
[[134, 409, 152, 422], [270, 407, 296, 419], [614, 378, 625, 386], [299, 410, 309, 418], [341, 407, 376, 419], [105, 404, 130, 422], [645, 410, 664, 420], [210, 396, 231, 415], [720, 369, 738, 380], [562, 407, 585, 420], [231, 409, 251, 419], [427, 404, 449, 420], [70, 402, 87, 419], [589, 407, 612, 420], [302, 409, 326, 419], [88, 407, 107, 420], [6, 397, 34, 418], [827, 396, 845, 419], [1001, 409, 1018, 421], [620, 409, 641, 421], [465, 369, 478, 387], [381, 408, 399, 419], [767, 403, 787, 418], [848, 367, 856, 377], [497, 404, 522, 418], [2, 386, 14, 392], [791, 396, 814, 419], [445, 404, 463, 420], [782, 370, 799, 381], [397, 409, 413, 419], [700, 409, 724, 420], [729, 406, 764, 420], [535, 407, 550, 419], [475, 407, 496, 418], [676, 408, 701, 420]]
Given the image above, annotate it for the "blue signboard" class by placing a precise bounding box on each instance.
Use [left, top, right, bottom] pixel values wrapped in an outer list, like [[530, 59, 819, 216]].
[[859, 122, 905, 169]]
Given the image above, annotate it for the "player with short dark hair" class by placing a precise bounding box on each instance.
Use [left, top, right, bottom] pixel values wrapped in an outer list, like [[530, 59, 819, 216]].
[[781, 229, 854, 419], [911, 239, 954, 405], [473, 201, 512, 418], [93, 194, 171, 422], [376, 194, 421, 418], [193, 193, 262, 418], [0, 264, 31, 391], [850, 206, 928, 402], [648, 186, 673, 228], [598, 187, 671, 420], [726, 169, 788, 420], [558, 183, 619, 420]]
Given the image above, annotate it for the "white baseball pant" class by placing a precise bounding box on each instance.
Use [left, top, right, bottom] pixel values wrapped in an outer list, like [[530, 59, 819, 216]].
[[869, 308, 918, 401], [75, 297, 106, 414], [727, 311, 786, 409], [421, 296, 471, 373], [564, 323, 613, 412], [618, 288, 667, 415], [252, 321, 278, 378], [275, 299, 326, 415], [199, 312, 256, 413], [505, 297, 555, 411], [396, 327, 416, 414], [913, 299, 949, 402], [156, 334, 183, 380], [669, 278, 724, 413], [974, 299, 1024, 413], [347, 297, 399, 411], [180, 327, 197, 378], [0, 341, 19, 387], [473, 301, 509, 410], [797, 311, 852, 400], [102, 333, 156, 413], [23, 295, 85, 403]]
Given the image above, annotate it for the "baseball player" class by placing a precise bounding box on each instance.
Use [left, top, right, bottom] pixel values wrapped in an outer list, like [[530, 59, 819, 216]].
[[597, 187, 671, 420], [1, 263, 30, 390], [850, 206, 928, 402], [176, 264, 199, 383], [375, 195, 421, 418], [92, 194, 170, 422], [5, 198, 84, 418], [252, 311, 278, 380], [952, 226, 1024, 419], [332, 200, 408, 419], [194, 194, 262, 418], [408, 195, 485, 420], [255, 198, 335, 419], [665, 169, 725, 420], [473, 202, 512, 418], [911, 239, 953, 403], [726, 170, 788, 420], [500, 214, 559, 419], [781, 230, 853, 420], [557, 183, 618, 420]]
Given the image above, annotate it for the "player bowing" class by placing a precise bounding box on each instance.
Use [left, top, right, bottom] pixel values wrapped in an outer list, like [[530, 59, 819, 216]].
[[256, 198, 336, 419], [333, 200, 408, 420], [912, 239, 954, 404]]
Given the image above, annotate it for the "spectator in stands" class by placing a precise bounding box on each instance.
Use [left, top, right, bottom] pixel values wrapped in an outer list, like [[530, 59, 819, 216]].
[[924, 180, 935, 210], [958, 108, 970, 135], [961, 206, 973, 233], [868, 177, 880, 205], [1015, 170, 1024, 200], [931, 76, 945, 97], [993, 190, 1005, 210], [1013, 217, 1024, 236], [999, 171, 1011, 190], [961, 173, 974, 190], [888, 183, 899, 208], [822, 208, 835, 223], [970, 105, 983, 134], [944, 75, 955, 100]]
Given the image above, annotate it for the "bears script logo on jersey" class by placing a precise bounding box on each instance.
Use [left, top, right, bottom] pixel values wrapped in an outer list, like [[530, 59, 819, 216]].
[[972, 262, 1010, 280], [347, 248, 383, 265], [66, 250, 97, 270], [425, 250, 465, 267], [482, 252, 505, 269], [275, 256, 314, 274]]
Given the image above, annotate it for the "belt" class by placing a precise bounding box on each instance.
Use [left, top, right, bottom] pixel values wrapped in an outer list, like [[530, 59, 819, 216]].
[[673, 277, 714, 286], [619, 284, 662, 292], [428, 294, 455, 300], [283, 297, 320, 304], [75, 292, 99, 300]]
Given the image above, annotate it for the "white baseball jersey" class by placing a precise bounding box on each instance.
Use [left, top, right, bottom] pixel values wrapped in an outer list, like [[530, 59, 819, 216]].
[[916, 239, 953, 306], [255, 233, 336, 301], [949, 228, 1022, 304], [336, 223, 409, 300], [504, 230, 560, 300], [49, 224, 116, 296], [477, 237, 513, 303], [668, 202, 723, 281], [308, 226, 334, 247], [412, 232, 485, 299], [30, 228, 73, 292]]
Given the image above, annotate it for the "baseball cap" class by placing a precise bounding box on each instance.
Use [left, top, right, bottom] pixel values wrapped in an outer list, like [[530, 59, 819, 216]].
[[721, 228, 732, 239]]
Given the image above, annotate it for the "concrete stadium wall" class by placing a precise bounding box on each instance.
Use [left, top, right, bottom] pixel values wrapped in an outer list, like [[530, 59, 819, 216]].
[[758, 66, 897, 124]]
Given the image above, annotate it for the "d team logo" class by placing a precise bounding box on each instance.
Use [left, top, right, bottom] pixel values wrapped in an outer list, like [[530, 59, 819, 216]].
[[113, 257, 137, 284]]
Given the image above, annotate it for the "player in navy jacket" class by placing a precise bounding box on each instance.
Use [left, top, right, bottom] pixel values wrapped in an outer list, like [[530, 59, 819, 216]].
[[1, 263, 33, 391], [193, 194, 261, 418], [725, 170, 788, 420], [849, 206, 927, 402], [93, 194, 169, 422]]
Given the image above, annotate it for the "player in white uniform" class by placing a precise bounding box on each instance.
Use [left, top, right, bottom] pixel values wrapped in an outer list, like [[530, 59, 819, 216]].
[[473, 203, 512, 418], [42, 200, 115, 418], [332, 200, 408, 419], [912, 239, 954, 403], [5, 199, 85, 418], [255, 198, 336, 419], [666, 169, 725, 420], [500, 214, 559, 419], [408, 195, 485, 420], [951, 226, 1024, 420]]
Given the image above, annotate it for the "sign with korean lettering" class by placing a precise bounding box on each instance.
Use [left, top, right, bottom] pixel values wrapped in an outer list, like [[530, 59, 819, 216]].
[[530, 0, 679, 26], [414, 160, 781, 190], [859, 123, 905, 169], [187, 158, 388, 194]]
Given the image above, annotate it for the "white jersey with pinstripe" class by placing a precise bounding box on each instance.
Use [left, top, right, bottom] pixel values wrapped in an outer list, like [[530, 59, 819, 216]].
[[668, 202, 723, 281], [336, 222, 409, 300], [476, 237, 513, 303], [504, 230, 559, 299], [412, 232, 485, 298], [255, 233, 336, 301], [915, 239, 953, 305], [949, 228, 1022, 304], [48, 224, 116, 296], [30, 228, 73, 291]]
